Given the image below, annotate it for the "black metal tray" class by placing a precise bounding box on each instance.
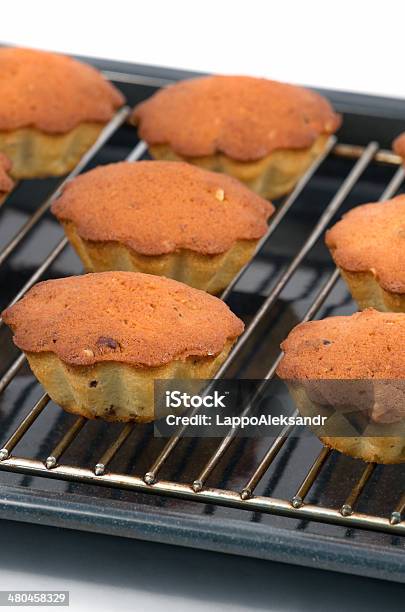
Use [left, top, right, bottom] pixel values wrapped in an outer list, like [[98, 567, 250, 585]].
[[0, 53, 405, 583]]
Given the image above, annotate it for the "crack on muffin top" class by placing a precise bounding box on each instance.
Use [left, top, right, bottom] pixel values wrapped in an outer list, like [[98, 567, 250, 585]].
[[0, 47, 124, 132], [131, 75, 341, 161], [52, 161, 274, 255], [326, 195, 405, 293], [2, 272, 244, 367]]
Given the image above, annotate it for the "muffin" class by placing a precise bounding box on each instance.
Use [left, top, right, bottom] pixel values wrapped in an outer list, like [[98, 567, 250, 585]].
[[0, 153, 14, 204], [2, 272, 244, 422], [0, 47, 125, 178], [326, 196, 405, 311], [277, 309, 405, 463], [51, 160, 274, 294], [131, 75, 341, 199]]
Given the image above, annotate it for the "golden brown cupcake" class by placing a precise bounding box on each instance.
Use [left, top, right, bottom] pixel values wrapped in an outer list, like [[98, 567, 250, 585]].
[[277, 309, 405, 463], [131, 75, 341, 199], [2, 272, 244, 422], [326, 196, 405, 312], [0, 153, 14, 204], [0, 47, 125, 179], [52, 160, 274, 294]]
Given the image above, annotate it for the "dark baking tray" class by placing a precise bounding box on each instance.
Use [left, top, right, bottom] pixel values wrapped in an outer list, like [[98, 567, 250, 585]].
[[0, 52, 405, 583]]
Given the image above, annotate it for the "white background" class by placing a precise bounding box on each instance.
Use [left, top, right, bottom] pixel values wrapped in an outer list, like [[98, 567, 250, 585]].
[[1, 0, 405, 99], [1, 2, 405, 610]]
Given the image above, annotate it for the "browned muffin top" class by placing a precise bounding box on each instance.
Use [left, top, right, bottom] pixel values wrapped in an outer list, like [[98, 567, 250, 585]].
[[0, 47, 125, 132], [52, 161, 274, 255], [325, 196, 405, 293], [2, 272, 244, 367], [277, 309, 405, 380], [392, 133, 405, 159], [0, 153, 13, 193], [131, 75, 341, 161]]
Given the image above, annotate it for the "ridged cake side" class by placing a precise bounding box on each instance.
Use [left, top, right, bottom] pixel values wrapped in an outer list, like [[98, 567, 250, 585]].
[[61, 221, 258, 294], [0, 124, 105, 179], [148, 135, 329, 200], [25, 341, 235, 422]]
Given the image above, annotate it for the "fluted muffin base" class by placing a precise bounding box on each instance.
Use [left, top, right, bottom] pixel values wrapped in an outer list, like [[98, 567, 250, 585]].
[[338, 268, 405, 312], [25, 340, 235, 423], [0, 123, 105, 179], [62, 221, 258, 295], [286, 382, 405, 464], [148, 134, 329, 200]]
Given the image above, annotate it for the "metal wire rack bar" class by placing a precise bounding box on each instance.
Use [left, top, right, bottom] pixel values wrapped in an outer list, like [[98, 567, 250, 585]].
[[332, 143, 402, 166], [240, 424, 292, 501], [0, 394, 50, 460], [94, 423, 135, 476], [341, 463, 376, 517], [0, 353, 26, 394], [291, 447, 332, 509], [45, 417, 87, 469]]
